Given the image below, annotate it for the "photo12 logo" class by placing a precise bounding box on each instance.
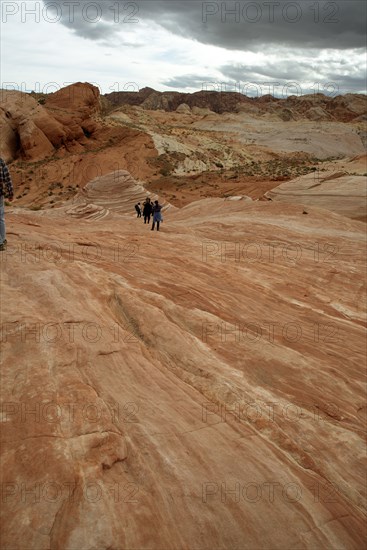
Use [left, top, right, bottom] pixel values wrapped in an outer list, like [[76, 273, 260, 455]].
[[1, 81, 140, 97], [202, 80, 339, 98], [1, 400, 139, 424], [200, 320, 341, 345], [1, 2, 140, 24], [201, 480, 340, 504], [201, 240, 339, 264], [202, 2, 340, 24], [0, 321, 140, 345], [201, 400, 341, 424], [1, 242, 140, 265], [1, 480, 139, 503]]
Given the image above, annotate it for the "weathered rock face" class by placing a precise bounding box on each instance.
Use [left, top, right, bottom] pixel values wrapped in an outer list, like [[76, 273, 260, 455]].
[[0, 108, 18, 161], [0, 84, 159, 206], [0, 91, 59, 161], [18, 118, 55, 160], [0, 83, 102, 161], [0, 172, 366, 549], [2, 82, 366, 215], [46, 82, 101, 115]]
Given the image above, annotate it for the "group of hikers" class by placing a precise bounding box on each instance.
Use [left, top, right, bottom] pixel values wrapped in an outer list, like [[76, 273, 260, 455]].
[[0, 156, 166, 250], [135, 198, 163, 231]]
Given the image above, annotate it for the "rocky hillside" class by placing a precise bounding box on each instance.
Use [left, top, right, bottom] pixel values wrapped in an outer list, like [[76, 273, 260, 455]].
[[0, 83, 365, 210], [105, 87, 367, 121], [0, 83, 157, 205]]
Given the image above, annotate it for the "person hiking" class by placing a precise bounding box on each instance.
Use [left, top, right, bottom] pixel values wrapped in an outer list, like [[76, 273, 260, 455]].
[[0, 158, 14, 251], [151, 200, 163, 231], [135, 202, 142, 218], [143, 198, 153, 224]]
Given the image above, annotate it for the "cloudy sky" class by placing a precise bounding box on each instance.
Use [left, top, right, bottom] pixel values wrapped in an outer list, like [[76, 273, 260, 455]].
[[1, 0, 366, 97]]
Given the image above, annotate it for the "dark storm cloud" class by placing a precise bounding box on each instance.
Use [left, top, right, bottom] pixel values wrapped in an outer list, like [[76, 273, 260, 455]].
[[41, 0, 366, 50]]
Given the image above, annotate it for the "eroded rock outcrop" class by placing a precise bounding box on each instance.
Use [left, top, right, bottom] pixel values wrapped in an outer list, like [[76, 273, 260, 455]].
[[0, 83, 101, 161]]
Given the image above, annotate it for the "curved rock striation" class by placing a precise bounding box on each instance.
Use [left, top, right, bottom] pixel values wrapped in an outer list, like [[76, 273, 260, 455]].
[[65, 170, 174, 220], [0, 194, 366, 549], [265, 171, 367, 221]]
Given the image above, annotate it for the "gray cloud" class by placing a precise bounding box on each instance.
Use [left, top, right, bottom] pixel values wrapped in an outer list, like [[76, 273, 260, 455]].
[[43, 0, 367, 50], [220, 60, 313, 82], [142, 0, 366, 50], [163, 55, 367, 97], [324, 74, 367, 94], [162, 74, 219, 89], [38, 0, 366, 94]]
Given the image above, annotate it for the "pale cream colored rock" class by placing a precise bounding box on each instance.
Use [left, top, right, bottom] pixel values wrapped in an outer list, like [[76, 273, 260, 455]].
[[265, 171, 367, 220], [191, 106, 214, 116], [176, 103, 191, 114]]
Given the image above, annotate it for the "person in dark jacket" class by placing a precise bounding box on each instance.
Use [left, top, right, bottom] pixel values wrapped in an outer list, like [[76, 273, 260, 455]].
[[151, 200, 162, 231], [0, 158, 14, 251], [135, 202, 142, 218], [143, 198, 153, 224]]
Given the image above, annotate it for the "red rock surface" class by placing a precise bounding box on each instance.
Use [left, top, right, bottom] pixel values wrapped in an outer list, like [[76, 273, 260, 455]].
[[0, 83, 155, 167], [0, 83, 102, 162], [0, 172, 366, 549]]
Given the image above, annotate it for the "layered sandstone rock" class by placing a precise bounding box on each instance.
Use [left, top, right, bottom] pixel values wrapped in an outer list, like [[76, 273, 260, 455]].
[[18, 118, 55, 160], [0, 109, 18, 161], [0, 83, 101, 161], [2, 83, 366, 210], [0, 91, 60, 161], [0, 172, 366, 549], [67, 170, 173, 220], [265, 171, 367, 220]]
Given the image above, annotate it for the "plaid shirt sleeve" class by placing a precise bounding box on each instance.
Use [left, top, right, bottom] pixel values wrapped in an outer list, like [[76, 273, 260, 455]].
[[0, 159, 14, 197]]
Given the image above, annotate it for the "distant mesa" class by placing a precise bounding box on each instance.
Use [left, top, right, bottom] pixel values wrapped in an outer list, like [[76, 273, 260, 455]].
[[103, 85, 366, 121]]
